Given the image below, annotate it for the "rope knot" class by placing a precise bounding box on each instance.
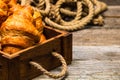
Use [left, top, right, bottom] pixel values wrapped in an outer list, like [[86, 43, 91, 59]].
[[93, 15, 104, 25]]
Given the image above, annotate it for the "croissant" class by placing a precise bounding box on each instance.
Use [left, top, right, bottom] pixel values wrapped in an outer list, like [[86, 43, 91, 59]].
[[32, 10, 46, 43], [0, 3, 45, 54], [0, 0, 8, 25], [0, 0, 18, 26], [40, 34, 46, 43]]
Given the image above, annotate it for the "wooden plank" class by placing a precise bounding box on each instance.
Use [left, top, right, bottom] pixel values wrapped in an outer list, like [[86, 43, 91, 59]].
[[19, 38, 61, 60], [8, 57, 20, 80], [66, 60, 120, 80], [103, 18, 120, 29], [20, 53, 61, 80], [73, 29, 120, 46], [73, 46, 120, 60], [101, 0, 120, 5], [33, 60, 120, 79], [90, 18, 120, 29], [43, 27, 61, 39], [103, 6, 120, 18], [61, 33, 72, 64], [0, 57, 8, 80], [33, 46, 120, 80]]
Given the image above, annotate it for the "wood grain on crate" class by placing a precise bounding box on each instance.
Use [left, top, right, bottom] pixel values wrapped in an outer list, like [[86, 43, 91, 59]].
[[0, 27, 72, 80], [33, 5, 120, 80]]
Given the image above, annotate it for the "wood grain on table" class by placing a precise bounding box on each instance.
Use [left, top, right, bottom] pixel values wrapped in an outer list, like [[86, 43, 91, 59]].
[[33, 5, 120, 80]]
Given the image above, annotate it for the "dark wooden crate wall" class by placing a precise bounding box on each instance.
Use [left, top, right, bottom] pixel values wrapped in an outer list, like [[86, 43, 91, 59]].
[[0, 27, 72, 80]]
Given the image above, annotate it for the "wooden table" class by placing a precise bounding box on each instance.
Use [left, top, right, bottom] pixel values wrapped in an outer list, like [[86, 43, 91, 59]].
[[33, 1, 120, 80]]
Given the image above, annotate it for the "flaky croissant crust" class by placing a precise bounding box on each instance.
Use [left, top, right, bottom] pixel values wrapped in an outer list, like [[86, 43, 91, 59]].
[[0, 0, 46, 54]]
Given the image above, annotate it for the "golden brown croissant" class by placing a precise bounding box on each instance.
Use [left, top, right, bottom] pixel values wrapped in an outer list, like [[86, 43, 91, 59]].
[[0, 0, 17, 25], [39, 34, 46, 43], [0, 0, 8, 25], [32, 10, 46, 43], [0, 3, 45, 54]]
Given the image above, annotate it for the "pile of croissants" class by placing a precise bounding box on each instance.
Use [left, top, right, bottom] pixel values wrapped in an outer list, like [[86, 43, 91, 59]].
[[0, 0, 46, 54]]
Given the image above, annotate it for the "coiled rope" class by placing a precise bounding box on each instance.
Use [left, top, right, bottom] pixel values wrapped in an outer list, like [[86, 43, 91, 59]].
[[20, 0, 107, 31]]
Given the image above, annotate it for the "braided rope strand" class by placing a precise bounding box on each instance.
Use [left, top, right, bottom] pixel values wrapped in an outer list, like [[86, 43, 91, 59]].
[[45, 0, 94, 31], [37, 0, 45, 9], [60, 1, 83, 25], [30, 52, 67, 79], [60, 0, 93, 25], [20, 0, 107, 31]]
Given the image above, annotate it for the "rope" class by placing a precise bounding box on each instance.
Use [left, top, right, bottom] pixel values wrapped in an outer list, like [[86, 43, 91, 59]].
[[36, 0, 45, 9], [21, 0, 51, 16], [60, 0, 94, 25], [30, 52, 67, 79], [58, 0, 107, 25], [92, 15, 104, 25], [54, 0, 107, 17], [20, 0, 107, 31], [58, 1, 83, 24], [44, 0, 94, 31], [38, 0, 50, 16]]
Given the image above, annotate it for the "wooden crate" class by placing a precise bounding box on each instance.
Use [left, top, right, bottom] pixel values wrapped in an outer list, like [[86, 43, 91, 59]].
[[0, 26, 72, 80]]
